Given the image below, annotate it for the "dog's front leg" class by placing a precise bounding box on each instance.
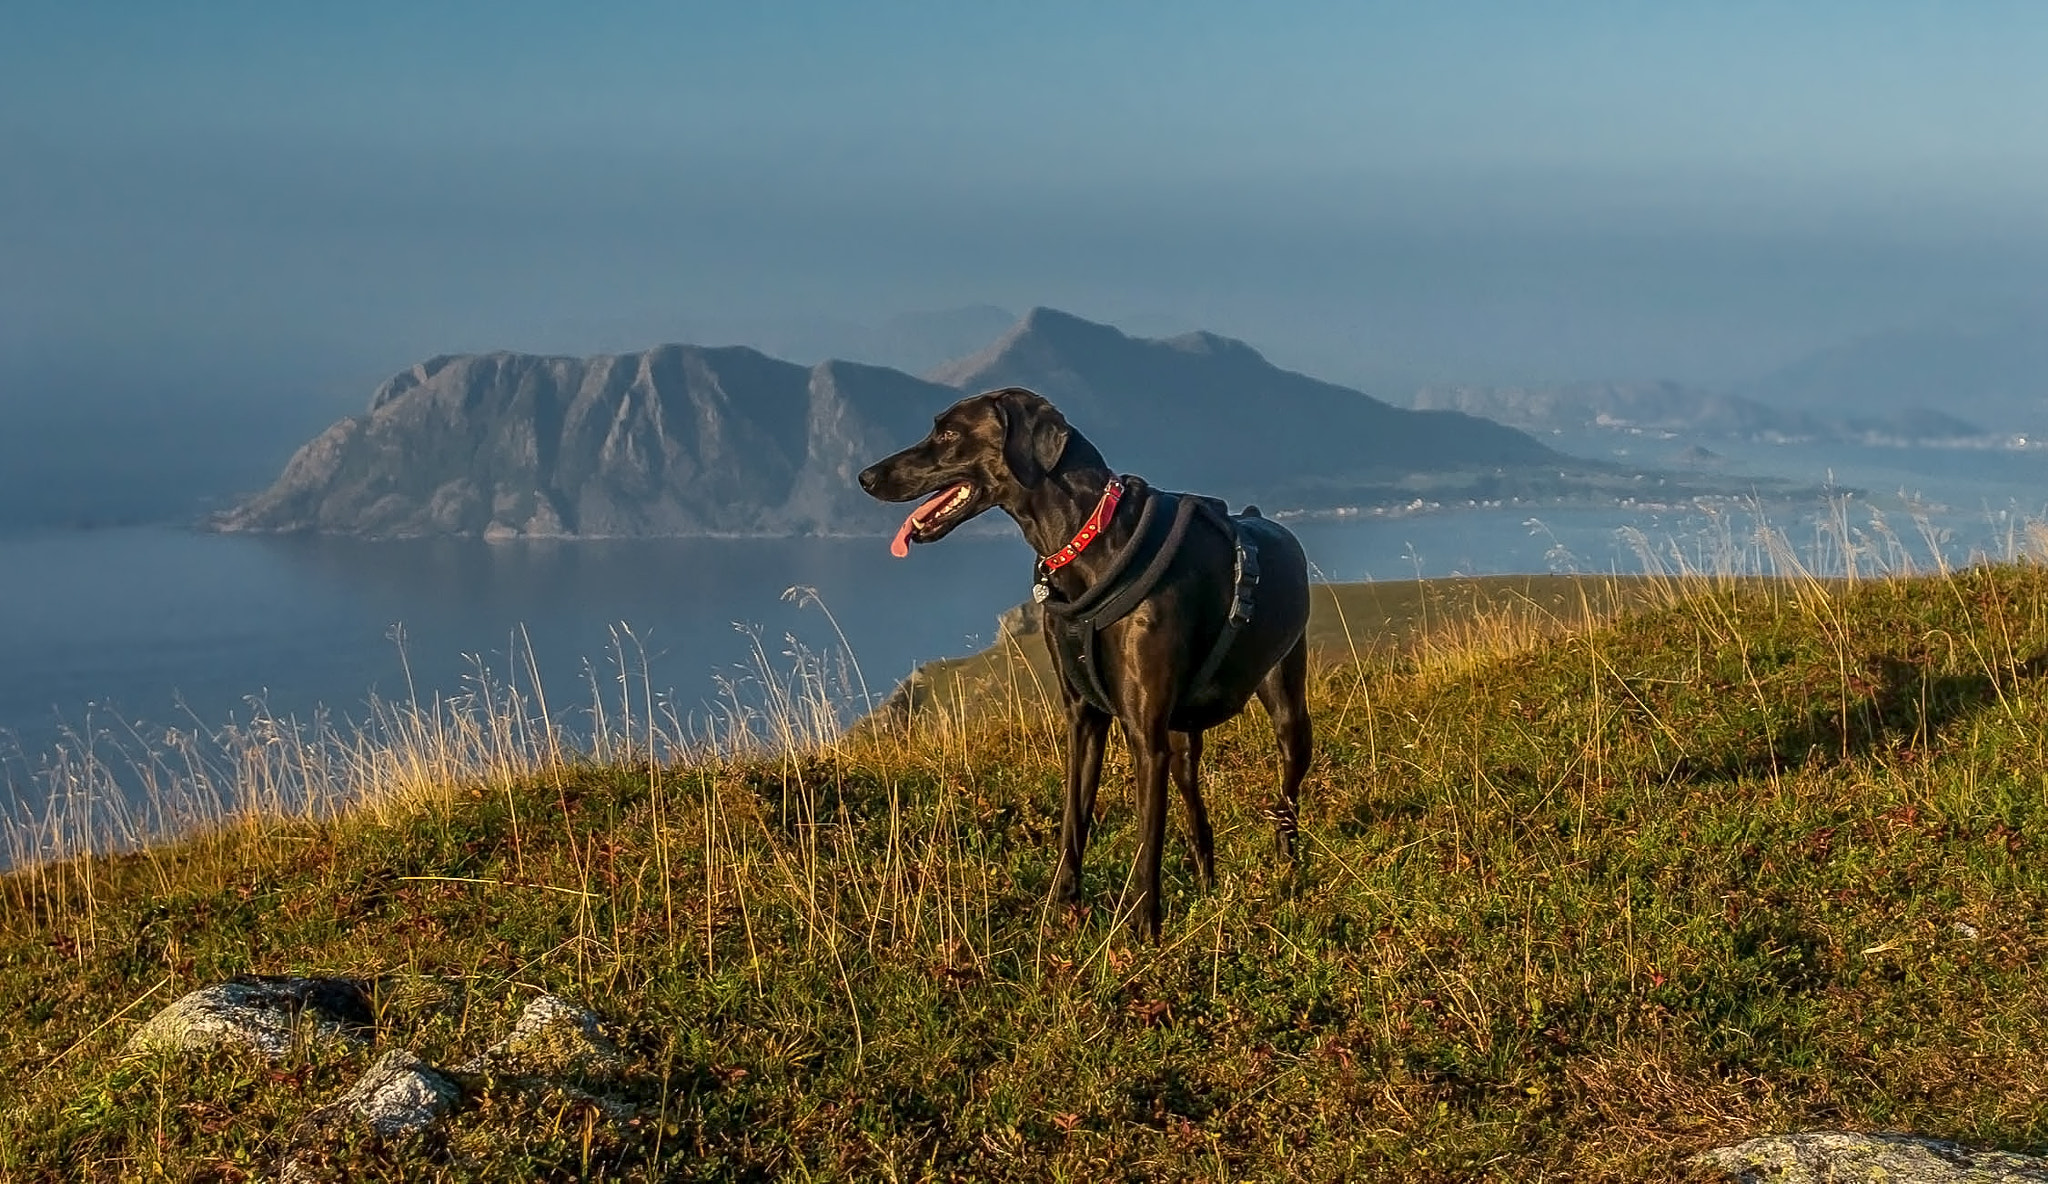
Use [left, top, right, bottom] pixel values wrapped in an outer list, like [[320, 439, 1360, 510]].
[[1054, 701, 1111, 904], [1131, 707, 1173, 941]]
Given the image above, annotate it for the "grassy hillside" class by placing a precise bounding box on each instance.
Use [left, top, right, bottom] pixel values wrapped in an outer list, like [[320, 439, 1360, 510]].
[[881, 575, 1668, 722], [8, 564, 2048, 1180]]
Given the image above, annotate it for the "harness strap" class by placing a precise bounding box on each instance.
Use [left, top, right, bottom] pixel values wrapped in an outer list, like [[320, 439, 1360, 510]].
[[1083, 492, 1202, 626], [1043, 489, 1199, 714], [1043, 477, 1167, 617], [1186, 501, 1261, 696], [1040, 486, 1263, 716]]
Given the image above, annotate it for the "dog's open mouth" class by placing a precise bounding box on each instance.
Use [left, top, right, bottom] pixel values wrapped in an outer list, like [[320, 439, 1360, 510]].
[[890, 482, 975, 557]]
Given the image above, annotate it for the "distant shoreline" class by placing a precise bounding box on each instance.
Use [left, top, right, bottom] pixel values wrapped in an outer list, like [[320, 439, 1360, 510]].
[[199, 485, 1835, 543]]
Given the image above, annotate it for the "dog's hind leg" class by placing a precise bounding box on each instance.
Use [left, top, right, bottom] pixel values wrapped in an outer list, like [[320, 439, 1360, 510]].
[[1255, 634, 1312, 861], [1054, 700, 1112, 904], [1169, 729, 1215, 889]]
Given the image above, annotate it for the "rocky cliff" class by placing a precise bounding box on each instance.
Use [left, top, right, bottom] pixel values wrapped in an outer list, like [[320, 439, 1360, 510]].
[[218, 347, 950, 538], [222, 308, 1647, 540], [932, 308, 1560, 502]]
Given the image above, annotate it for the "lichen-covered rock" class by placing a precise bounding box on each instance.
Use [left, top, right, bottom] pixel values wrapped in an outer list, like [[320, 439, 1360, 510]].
[[1698, 1132, 2048, 1183], [123, 976, 372, 1061], [458, 994, 623, 1080], [280, 1050, 463, 1181], [328, 1049, 462, 1137]]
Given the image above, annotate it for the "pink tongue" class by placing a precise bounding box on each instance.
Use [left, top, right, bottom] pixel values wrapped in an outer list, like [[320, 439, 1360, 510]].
[[890, 487, 959, 558]]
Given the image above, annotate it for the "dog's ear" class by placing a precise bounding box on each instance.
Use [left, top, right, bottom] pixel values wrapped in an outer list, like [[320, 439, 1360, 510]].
[[995, 388, 1069, 489]]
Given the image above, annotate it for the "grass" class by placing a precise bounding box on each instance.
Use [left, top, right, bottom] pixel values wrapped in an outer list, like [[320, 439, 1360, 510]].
[[9, 535, 2048, 1179], [878, 574, 1668, 724]]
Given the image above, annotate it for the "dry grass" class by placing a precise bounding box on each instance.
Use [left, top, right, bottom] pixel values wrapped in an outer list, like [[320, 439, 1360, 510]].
[[6, 506, 2048, 1179]]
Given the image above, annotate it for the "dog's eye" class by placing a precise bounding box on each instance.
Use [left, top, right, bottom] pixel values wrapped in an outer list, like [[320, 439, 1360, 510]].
[[934, 428, 959, 443]]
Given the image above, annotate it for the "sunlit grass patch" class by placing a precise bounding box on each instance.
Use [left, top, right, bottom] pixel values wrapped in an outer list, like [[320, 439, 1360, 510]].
[[8, 505, 2048, 1178]]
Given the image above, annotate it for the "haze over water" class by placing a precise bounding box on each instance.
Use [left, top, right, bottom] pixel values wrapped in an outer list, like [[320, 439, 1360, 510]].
[[8, 431, 2048, 838], [6, 5, 2048, 848], [6, 6, 2047, 490]]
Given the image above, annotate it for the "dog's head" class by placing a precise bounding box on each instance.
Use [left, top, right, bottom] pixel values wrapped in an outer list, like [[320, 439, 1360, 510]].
[[858, 387, 1071, 555]]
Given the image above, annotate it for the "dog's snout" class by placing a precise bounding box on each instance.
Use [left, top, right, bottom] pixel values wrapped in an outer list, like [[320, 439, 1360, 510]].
[[858, 464, 882, 495]]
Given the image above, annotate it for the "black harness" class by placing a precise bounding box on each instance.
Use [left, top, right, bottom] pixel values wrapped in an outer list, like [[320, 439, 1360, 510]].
[[1036, 477, 1262, 716]]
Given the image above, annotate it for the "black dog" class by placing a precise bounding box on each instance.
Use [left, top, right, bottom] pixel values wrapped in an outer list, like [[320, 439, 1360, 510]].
[[859, 387, 1312, 937]]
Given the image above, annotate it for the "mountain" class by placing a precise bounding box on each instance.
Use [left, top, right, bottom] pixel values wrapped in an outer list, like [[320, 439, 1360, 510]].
[[1411, 381, 1824, 441], [218, 348, 954, 538], [1743, 319, 2048, 431], [1412, 380, 1991, 446], [927, 307, 1561, 504], [222, 308, 1695, 540]]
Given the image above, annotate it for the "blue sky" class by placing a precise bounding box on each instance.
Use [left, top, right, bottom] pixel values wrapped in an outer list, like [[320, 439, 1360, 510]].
[[4, 1, 2047, 385]]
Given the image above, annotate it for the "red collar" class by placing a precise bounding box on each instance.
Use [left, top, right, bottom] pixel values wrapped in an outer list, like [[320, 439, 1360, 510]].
[[1041, 479, 1124, 572]]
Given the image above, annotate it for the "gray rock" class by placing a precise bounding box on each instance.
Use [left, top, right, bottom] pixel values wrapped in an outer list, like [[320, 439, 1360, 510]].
[[458, 994, 623, 1080], [1698, 1132, 2048, 1183], [326, 1049, 462, 1138], [280, 1050, 463, 1181], [124, 976, 372, 1061], [996, 599, 1043, 640]]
